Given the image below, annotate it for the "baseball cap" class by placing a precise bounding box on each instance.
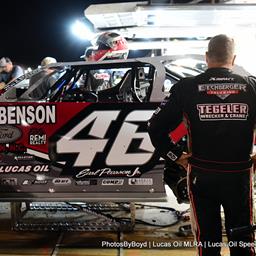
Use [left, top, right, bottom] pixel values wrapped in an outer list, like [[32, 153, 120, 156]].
[[40, 57, 57, 66], [0, 57, 8, 68], [0, 57, 11, 68], [80, 47, 95, 60]]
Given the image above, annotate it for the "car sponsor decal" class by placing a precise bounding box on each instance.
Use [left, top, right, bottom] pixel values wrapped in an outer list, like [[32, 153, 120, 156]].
[[14, 155, 34, 161], [75, 180, 97, 186], [0, 164, 50, 173], [0, 102, 184, 183], [22, 179, 32, 185], [198, 82, 247, 100], [0, 102, 90, 154], [52, 178, 72, 185], [0, 178, 17, 186], [33, 180, 48, 185], [101, 179, 124, 185], [75, 167, 141, 178], [0, 143, 26, 153], [29, 128, 47, 145], [0, 125, 22, 143], [0, 105, 56, 124], [128, 178, 153, 185]]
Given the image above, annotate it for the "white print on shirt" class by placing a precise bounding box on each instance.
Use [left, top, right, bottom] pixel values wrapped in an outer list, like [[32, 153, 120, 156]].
[[197, 103, 249, 121], [198, 83, 247, 100], [209, 77, 235, 82], [167, 151, 178, 161]]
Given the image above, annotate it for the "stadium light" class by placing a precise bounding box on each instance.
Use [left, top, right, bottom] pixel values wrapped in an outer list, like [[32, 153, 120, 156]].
[[71, 20, 95, 41]]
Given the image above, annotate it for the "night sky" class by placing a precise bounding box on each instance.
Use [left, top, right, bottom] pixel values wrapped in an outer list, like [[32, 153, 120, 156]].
[[1, 0, 145, 68]]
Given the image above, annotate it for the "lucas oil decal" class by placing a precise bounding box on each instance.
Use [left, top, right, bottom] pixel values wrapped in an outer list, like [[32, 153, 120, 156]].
[[0, 164, 49, 173]]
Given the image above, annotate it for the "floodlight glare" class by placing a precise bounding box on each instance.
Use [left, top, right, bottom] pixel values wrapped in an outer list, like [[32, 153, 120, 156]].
[[71, 20, 95, 41]]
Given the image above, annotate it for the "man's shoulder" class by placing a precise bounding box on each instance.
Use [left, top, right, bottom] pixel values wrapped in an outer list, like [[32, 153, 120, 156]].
[[29, 70, 48, 86], [12, 65, 24, 76], [244, 76, 256, 94], [232, 73, 256, 87], [174, 74, 201, 90], [170, 76, 199, 99], [243, 75, 256, 84], [13, 65, 23, 71]]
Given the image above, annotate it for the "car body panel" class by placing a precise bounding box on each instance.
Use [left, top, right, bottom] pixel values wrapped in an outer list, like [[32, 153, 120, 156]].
[[0, 56, 202, 201]]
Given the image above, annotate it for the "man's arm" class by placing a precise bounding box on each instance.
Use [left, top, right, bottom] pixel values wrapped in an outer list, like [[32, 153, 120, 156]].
[[148, 82, 190, 167]]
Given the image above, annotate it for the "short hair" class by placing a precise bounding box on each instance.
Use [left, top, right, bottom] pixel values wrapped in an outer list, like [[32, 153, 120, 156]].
[[207, 34, 235, 63]]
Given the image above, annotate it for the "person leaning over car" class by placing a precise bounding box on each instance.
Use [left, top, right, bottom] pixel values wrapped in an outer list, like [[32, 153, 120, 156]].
[[29, 56, 57, 85], [28, 56, 57, 98], [0, 57, 24, 89], [148, 34, 256, 256]]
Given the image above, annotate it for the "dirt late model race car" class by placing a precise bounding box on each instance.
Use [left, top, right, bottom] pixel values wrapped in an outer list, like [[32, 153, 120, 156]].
[[0, 56, 203, 202]]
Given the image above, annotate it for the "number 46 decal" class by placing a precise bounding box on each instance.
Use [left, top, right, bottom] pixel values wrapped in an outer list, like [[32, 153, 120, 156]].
[[56, 110, 155, 167]]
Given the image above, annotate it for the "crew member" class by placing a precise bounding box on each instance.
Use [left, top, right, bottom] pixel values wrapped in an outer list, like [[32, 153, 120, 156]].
[[148, 34, 256, 256], [29, 56, 57, 98], [0, 57, 24, 89]]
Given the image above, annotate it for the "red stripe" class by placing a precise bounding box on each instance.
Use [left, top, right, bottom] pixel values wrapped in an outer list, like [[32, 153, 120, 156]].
[[192, 155, 250, 164], [183, 112, 192, 151], [188, 166, 202, 256], [190, 163, 251, 173], [169, 122, 187, 143], [249, 168, 255, 256]]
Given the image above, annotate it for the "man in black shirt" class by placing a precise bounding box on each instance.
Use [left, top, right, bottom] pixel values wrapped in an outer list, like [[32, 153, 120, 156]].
[[0, 57, 24, 89], [148, 34, 256, 256]]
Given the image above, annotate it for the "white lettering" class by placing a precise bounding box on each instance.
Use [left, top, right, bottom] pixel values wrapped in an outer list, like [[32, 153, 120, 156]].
[[197, 103, 248, 120], [75, 167, 141, 178], [57, 111, 120, 166], [0, 105, 56, 124], [107, 110, 155, 166]]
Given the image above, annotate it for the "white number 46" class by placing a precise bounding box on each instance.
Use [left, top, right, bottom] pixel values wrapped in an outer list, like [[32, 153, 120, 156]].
[[56, 110, 155, 167]]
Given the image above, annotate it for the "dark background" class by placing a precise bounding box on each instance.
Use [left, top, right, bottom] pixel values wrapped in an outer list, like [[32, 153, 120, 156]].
[[1, 0, 146, 67], [1, 0, 214, 68]]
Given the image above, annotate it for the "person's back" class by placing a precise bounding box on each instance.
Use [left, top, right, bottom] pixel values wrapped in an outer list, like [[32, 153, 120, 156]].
[[175, 68, 256, 171], [149, 34, 256, 171], [29, 57, 57, 98], [148, 34, 256, 256], [29, 70, 48, 87]]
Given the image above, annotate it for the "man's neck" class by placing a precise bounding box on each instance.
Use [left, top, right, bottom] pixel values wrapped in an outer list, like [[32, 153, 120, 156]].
[[207, 62, 233, 69]]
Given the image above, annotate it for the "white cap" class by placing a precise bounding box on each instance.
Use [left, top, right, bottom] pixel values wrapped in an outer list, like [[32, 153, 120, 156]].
[[41, 57, 57, 66]]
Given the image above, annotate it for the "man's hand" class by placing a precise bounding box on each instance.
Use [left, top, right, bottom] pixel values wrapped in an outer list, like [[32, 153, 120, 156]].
[[251, 153, 256, 172], [0, 82, 5, 90], [176, 152, 192, 170]]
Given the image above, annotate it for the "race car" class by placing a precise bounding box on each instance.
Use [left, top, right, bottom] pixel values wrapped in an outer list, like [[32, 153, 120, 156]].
[[0, 55, 202, 202]]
